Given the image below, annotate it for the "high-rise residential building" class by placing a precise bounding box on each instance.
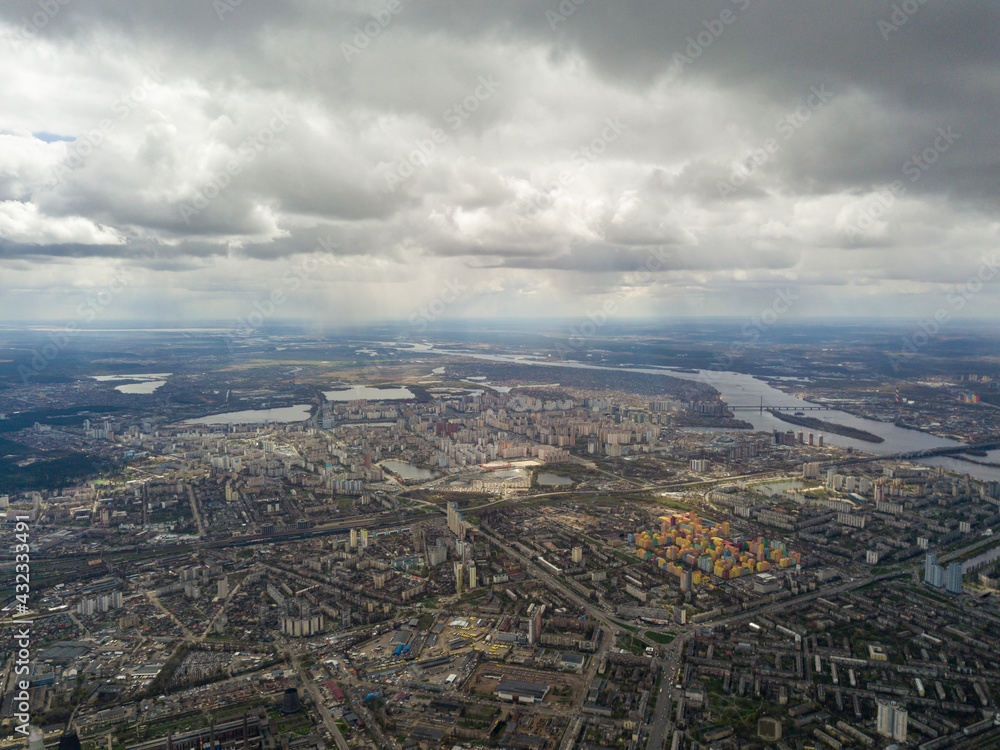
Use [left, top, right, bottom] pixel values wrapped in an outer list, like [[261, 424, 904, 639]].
[[680, 569, 693, 592], [925, 553, 960, 591], [412, 526, 425, 552], [528, 604, 544, 645], [350, 527, 358, 549], [427, 545, 447, 567], [454, 560, 463, 594], [876, 700, 907, 742], [945, 562, 963, 594], [467, 562, 477, 590], [930, 563, 944, 588], [571, 546, 583, 564], [924, 553, 938, 584], [447, 501, 466, 538]]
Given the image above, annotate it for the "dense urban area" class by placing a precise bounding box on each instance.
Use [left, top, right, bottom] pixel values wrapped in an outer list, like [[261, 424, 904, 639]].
[[2, 324, 1000, 750]]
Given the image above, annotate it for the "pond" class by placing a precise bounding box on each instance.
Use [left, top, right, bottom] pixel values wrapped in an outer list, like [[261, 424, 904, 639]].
[[325, 385, 415, 401], [92, 373, 171, 394], [382, 460, 438, 481]]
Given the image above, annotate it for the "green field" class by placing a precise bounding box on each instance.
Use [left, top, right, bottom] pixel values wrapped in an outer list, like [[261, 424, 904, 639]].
[[617, 634, 647, 655]]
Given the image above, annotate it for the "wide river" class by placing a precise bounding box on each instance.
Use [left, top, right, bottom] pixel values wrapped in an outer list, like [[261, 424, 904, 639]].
[[411, 347, 1000, 482]]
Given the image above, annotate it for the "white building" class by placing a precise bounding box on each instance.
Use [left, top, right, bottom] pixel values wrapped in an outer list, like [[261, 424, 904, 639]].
[[876, 700, 907, 742]]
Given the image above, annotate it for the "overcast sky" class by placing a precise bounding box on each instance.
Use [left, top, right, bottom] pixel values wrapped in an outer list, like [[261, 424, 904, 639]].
[[2, 0, 998, 327]]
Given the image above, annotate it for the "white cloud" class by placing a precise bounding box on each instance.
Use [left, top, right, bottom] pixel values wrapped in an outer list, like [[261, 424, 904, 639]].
[[0, 2, 998, 321], [0, 200, 125, 245]]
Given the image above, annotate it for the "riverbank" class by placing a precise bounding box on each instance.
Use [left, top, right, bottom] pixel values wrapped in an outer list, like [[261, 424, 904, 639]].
[[671, 414, 754, 430], [950, 454, 1000, 469], [767, 410, 885, 444]]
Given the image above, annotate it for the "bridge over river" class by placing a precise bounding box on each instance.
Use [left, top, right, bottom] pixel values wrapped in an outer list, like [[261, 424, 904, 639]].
[[824, 439, 1000, 468], [729, 404, 831, 412], [725, 396, 832, 413]]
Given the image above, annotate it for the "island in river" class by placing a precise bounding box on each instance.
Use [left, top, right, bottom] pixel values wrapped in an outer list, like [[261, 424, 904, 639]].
[[767, 409, 885, 444]]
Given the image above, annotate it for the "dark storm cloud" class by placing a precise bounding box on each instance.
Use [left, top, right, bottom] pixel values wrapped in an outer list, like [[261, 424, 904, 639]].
[[1, 0, 998, 320]]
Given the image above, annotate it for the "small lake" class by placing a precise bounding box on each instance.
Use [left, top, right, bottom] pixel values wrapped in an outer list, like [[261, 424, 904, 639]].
[[116, 380, 167, 394], [184, 404, 313, 425], [537, 472, 573, 486], [382, 460, 438, 481], [93, 373, 171, 394], [463, 379, 513, 393], [325, 385, 415, 401]]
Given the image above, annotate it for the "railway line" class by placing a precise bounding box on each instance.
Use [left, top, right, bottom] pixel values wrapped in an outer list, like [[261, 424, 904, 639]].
[[1, 512, 435, 566]]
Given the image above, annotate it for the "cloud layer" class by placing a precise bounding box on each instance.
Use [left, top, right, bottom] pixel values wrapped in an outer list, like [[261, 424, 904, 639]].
[[1, 0, 998, 324]]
